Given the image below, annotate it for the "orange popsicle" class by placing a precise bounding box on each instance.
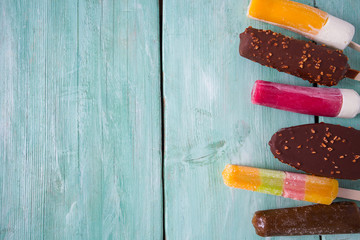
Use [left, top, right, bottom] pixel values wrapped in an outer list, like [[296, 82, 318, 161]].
[[247, 0, 356, 50]]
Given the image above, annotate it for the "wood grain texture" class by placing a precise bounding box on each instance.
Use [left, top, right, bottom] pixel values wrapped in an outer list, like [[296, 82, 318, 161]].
[[163, 0, 319, 239], [0, 0, 162, 239], [316, 1, 360, 240]]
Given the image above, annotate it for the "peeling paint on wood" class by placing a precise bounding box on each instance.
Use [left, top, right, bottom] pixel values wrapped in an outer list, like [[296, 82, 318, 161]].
[[0, 0, 162, 239]]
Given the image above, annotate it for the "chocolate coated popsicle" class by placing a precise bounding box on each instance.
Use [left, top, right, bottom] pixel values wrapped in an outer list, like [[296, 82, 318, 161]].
[[239, 27, 358, 86], [269, 123, 360, 180], [252, 202, 360, 237]]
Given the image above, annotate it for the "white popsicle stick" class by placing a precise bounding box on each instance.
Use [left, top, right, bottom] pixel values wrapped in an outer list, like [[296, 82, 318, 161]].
[[349, 41, 360, 52], [337, 187, 360, 201], [346, 69, 360, 82], [356, 73, 360, 82]]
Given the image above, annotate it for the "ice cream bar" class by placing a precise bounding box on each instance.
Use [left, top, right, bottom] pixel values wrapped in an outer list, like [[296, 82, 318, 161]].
[[251, 80, 360, 118], [239, 27, 360, 86], [247, 0, 356, 50], [252, 202, 360, 236], [222, 164, 338, 205], [269, 123, 360, 180]]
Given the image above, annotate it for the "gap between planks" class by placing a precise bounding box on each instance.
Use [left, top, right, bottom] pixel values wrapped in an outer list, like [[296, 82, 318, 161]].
[[158, 0, 166, 239]]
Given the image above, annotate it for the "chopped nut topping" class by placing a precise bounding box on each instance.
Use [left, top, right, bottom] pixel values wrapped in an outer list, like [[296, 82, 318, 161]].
[[311, 128, 315, 133], [297, 145, 302, 149], [276, 150, 281, 155], [311, 151, 316, 154], [284, 146, 289, 150], [328, 147, 333, 152], [291, 136, 295, 140], [321, 143, 326, 148], [305, 43, 310, 48], [339, 156, 344, 159], [336, 171, 341, 174], [324, 157, 328, 161]]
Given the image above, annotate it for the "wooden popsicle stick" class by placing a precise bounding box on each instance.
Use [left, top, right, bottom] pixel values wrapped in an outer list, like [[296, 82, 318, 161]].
[[349, 41, 360, 52], [345, 69, 360, 81], [337, 187, 360, 201]]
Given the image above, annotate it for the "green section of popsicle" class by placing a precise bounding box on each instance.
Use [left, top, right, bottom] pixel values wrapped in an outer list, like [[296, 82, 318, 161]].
[[257, 169, 285, 196]]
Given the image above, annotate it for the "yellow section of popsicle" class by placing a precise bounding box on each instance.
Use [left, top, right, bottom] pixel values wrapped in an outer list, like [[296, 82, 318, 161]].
[[304, 175, 338, 205], [222, 165, 261, 191], [247, 0, 328, 35]]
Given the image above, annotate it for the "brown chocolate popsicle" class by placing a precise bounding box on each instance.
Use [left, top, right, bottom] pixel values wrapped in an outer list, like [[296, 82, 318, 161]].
[[252, 202, 360, 237], [239, 27, 360, 86], [269, 123, 360, 180]]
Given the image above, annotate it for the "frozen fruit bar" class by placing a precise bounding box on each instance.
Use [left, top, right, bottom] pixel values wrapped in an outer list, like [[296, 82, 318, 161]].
[[247, 0, 355, 50], [239, 27, 353, 86], [269, 123, 360, 180], [222, 165, 338, 205], [252, 202, 360, 236], [251, 80, 360, 118]]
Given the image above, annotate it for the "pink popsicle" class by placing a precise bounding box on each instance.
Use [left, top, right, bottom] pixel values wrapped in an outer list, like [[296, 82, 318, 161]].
[[251, 80, 360, 118]]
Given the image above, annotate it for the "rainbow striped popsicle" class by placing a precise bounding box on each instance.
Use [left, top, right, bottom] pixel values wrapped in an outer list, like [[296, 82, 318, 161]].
[[222, 165, 339, 205]]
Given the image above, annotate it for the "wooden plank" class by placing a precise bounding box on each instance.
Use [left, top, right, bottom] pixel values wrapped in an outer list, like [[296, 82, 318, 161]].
[[0, 1, 48, 239], [163, 0, 317, 239], [0, 0, 162, 239], [316, 0, 360, 239]]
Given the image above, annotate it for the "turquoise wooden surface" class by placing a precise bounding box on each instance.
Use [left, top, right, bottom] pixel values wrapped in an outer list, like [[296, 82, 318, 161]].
[[1, 0, 360, 239], [163, 0, 360, 239], [0, 0, 162, 239], [163, 0, 315, 239]]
